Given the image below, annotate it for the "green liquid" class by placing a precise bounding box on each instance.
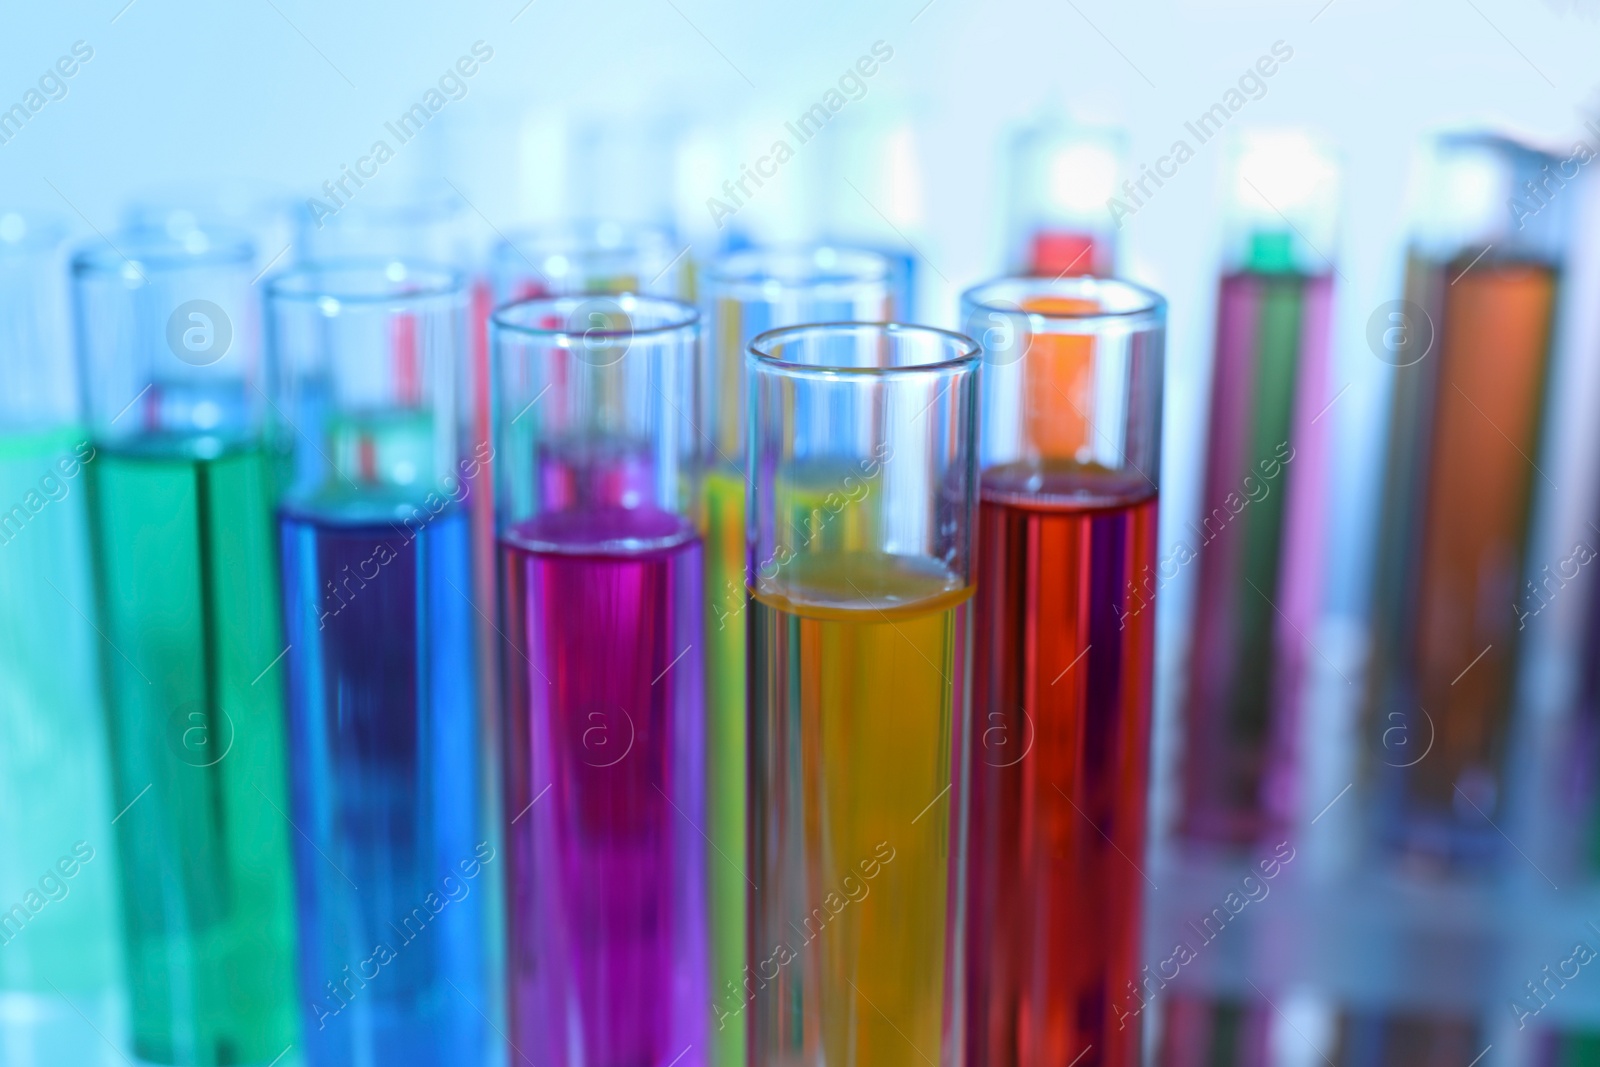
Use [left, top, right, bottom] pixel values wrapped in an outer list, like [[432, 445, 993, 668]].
[[703, 466, 747, 1067], [0, 427, 120, 995], [85, 437, 298, 1065]]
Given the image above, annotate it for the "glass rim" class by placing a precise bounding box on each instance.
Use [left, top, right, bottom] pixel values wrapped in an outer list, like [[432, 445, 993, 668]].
[[496, 218, 677, 257], [749, 321, 981, 376], [704, 245, 893, 296], [296, 185, 465, 228], [961, 275, 1166, 325], [0, 211, 66, 253], [71, 225, 256, 275], [492, 292, 700, 341], [265, 258, 463, 304]]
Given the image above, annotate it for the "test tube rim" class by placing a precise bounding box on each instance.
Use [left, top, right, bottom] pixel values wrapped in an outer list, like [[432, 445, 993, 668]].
[[747, 320, 980, 377], [704, 244, 893, 301], [265, 257, 464, 306], [961, 275, 1166, 331], [0, 211, 67, 255], [495, 218, 677, 258], [70, 224, 256, 276], [492, 292, 700, 341]]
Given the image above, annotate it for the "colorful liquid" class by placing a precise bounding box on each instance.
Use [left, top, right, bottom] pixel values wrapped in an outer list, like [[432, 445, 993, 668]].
[[84, 437, 298, 1064], [746, 551, 969, 1067], [702, 464, 747, 1067], [1368, 256, 1558, 860], [1156, 995, 1271, 1067], [1025, 230, 1110, 278], [278, 499, 486, 1066], [500, 505, 708, 1067], [1332, 1008, 1481, 1066], [1183, 270, 1333, 845], [0, 428, 121, 1049], [703, 455, 885, 1067], [965, 465, 1157, 1067], [1538, 1028, 1600, 1066]]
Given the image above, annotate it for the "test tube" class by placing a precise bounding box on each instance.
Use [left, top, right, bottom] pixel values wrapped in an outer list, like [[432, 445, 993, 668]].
[[0, 212, 120, 1060], [1004, 118, 1125, 277], [1155, 994, 1273, 1067], [266, 261, 487, 1064], [1181, 131, 1339, 846], [820, 110, 927, 317], [696, 245, 893, 1067], [491, 219, 686, 302], [299, 186, 502, 882], [493, 294, 708, 1065], [1367, 132, 1568, 864], [73, 226, 298, 1063], [295, 185, 474, 265], [744, 322, 979, 1066], [960, 276, 1166, 1067], [123, 180, 299, 273]]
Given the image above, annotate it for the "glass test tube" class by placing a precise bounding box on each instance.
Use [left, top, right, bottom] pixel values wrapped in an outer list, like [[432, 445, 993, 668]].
[[266, 261, 487, 1065], [745, 322, 979, 1067], [493, 294, 708, 1065], [696, 245, 893, 1067], [300, 186, 503, 887], [123, 181, 299, 273], [0, 213, 121, 1060], [73, 226, 298, 1063], [960, 277, 1166, 1067], [821, 111, 927, 318], [1367, 132, 1568, 864], [491, 219, 686, 303], [1004, 119, 1124, 277], [1181, 132, 1339, 846], [1155, 994, 1274, 1067]]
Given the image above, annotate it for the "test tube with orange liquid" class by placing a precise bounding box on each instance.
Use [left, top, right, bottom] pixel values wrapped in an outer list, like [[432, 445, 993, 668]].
[[1366, 132, 1569, 866]]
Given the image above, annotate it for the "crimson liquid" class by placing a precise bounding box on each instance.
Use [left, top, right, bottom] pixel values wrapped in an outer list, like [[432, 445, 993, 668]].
[[966, 464, 1158, 1067]]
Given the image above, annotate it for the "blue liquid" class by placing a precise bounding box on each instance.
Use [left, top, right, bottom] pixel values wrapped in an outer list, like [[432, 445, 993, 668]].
[[278, 499, 487, 1066]]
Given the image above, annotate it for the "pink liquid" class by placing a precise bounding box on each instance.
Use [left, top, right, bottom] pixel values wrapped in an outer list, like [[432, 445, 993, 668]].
[[499, 502, 708, 1067]]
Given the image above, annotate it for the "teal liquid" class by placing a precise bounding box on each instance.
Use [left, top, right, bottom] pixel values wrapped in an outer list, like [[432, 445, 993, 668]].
[[0, 428, 122, 1054], [85, 436, 299, 1064]]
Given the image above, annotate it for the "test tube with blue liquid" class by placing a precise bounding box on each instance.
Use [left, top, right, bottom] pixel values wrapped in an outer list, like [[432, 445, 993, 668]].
[[266, 260, 488, 1065]]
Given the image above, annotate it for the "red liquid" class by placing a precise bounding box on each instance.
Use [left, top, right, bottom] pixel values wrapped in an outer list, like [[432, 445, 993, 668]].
[[1026, 230, 1111, 278], [966, 465, 1158, 1067]]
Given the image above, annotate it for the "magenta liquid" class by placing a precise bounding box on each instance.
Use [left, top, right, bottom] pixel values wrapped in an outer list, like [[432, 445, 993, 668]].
[[499, 502, 709, 1067]]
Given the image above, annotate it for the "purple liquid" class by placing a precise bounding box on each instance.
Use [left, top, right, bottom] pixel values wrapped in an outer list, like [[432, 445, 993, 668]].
[[500, 503, 708, 1067]]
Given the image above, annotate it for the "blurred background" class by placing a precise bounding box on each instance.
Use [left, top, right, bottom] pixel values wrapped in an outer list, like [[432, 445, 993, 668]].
[[5, 0, 1600, 1063]]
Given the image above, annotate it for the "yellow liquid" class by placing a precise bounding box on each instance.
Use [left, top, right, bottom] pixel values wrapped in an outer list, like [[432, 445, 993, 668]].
[[746, 551, 969, 1067]]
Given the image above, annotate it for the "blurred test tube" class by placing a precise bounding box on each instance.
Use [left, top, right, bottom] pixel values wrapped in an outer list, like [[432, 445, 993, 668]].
[[1180, 130, 1341, 848], [1003, 114, 1124, 278]]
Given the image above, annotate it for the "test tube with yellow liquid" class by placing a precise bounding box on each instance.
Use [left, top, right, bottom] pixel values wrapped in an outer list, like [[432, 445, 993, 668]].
[[742, 321, 979, 1067], [697, 247, 894, 1067]]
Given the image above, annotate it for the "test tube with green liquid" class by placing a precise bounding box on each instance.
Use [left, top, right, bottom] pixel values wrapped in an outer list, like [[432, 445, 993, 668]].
[[696, 247, 893, 1067], [0, 212, 122, 1063], [73, 226, 299, 1064]]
